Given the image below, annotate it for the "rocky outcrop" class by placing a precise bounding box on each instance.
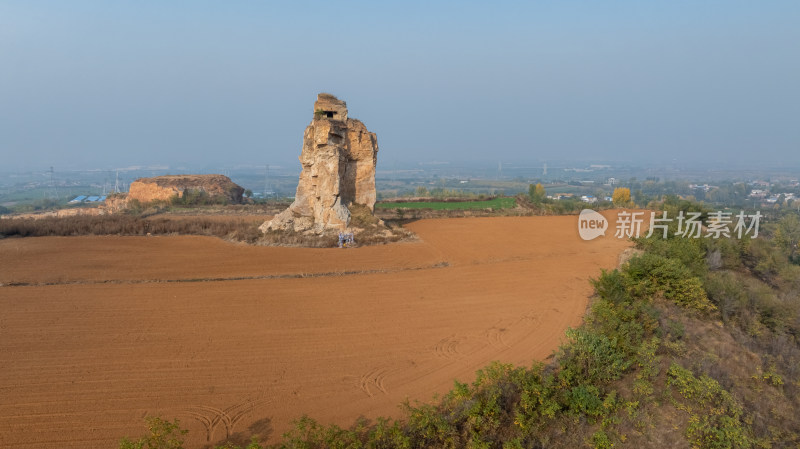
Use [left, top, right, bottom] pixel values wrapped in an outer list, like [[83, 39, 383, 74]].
[[103, 195, 130, 213], [261, 94, 378, 234], [127, 175, 244, 204]]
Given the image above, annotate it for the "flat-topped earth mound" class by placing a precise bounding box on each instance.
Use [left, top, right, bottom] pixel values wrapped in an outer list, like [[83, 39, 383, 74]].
[[0, 212, 631, 448], [128, 174, 245, 204]]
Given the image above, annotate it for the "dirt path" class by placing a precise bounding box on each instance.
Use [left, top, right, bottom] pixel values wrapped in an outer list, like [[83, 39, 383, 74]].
[[0, 212, 632, 448]]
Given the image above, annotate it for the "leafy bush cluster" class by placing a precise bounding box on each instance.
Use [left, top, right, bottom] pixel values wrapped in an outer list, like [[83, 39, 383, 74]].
[[666, 364, 751, 448], [528, 183, 546, 205], [120, 417, 189, 449], [624, 253, 716, 313]]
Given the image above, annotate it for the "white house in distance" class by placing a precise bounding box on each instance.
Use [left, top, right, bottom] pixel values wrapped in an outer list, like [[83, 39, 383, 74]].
[[689, 184, 716, 192]]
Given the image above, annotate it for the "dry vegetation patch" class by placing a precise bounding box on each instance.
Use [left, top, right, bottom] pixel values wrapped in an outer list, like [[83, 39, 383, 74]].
[[0, 214, 264, 242]]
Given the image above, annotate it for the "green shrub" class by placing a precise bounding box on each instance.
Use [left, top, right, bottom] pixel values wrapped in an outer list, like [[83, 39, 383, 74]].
[[278, 415, 368, 449], [514, 364, 560, 434], [591, 269, 631, 305], [747, 237, 787, 281], [624, 253, 716, 313], [590, 430, 614, 449], [567, 385, 604, 417], [405, 402, 459, 448], [558, 328, 632, 386], [704, 271, 747, 323], [666, 319, 685, 340], [213, 439, 264, 449], [704, 236, 746, 270], [665, 276, 716, 313], [667, 364, 752, 449], [366, 417, 411, 449], [587, 292, 659, 357], [119, 416, 188, 449], [748, 283, 790, 333], [635, 235, 708, 277], [635, 336, 661, 380]]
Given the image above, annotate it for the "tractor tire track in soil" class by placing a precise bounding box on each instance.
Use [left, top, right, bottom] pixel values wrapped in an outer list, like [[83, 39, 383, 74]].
[[357, 367, 390, 398], [177, 397, 271, 442]]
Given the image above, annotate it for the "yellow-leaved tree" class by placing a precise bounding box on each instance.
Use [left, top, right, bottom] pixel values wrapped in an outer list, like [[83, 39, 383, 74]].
[[612, 187, 631, 207], [529, 183, 546, 204]]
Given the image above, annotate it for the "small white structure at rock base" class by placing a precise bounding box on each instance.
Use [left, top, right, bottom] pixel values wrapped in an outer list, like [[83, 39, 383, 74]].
[[260, 93, 379, 234]]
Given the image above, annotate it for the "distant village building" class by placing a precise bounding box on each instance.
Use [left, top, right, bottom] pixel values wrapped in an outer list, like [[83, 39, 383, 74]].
[[550, 193, 574, 201], [689, 184, 715, 192], [69, 195, 107, 203]]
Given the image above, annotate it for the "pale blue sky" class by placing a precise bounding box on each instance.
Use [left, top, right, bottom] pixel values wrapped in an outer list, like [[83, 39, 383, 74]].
[[1, 1, 798, 170]]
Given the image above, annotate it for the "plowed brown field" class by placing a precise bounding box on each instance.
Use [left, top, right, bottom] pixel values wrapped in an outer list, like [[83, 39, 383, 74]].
[[0, 212, 632, 449]]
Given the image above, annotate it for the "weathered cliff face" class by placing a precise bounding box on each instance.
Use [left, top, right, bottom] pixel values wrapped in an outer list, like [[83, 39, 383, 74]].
[[102, 195, 129, 213], [261, 94, 378, 234], [127, 175, 244, 204]]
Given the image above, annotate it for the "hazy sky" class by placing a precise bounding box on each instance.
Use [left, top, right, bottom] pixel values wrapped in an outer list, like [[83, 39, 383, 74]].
[[1, 1, 798, 171]]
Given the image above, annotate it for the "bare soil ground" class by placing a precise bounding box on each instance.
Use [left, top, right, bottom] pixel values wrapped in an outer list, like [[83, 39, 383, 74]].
[[0, 212, 631, 449]]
